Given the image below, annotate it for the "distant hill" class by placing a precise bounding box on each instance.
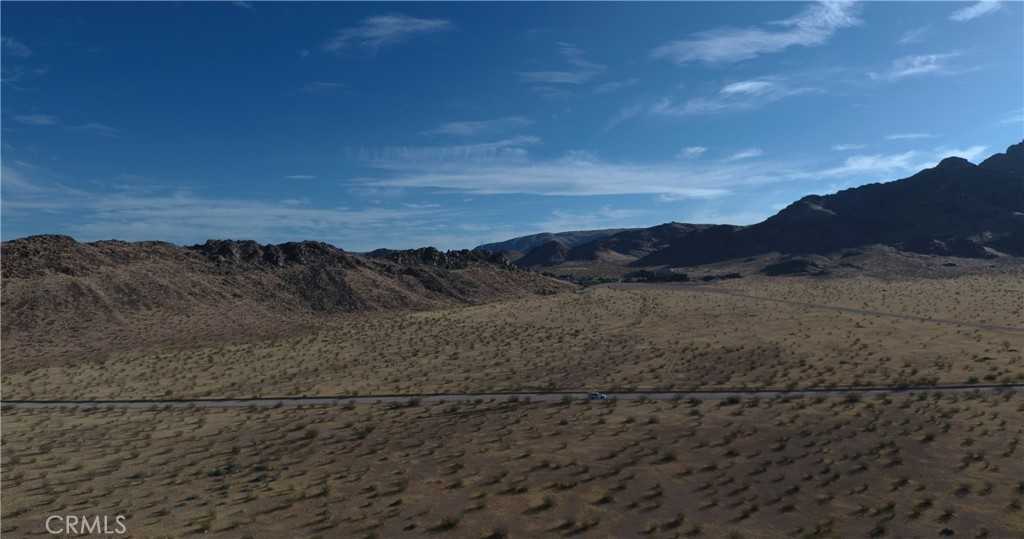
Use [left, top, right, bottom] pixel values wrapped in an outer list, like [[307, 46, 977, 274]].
[[513, 141, 1024, 269], [476, 228, 634, 256], [1, 236, 570, 369]]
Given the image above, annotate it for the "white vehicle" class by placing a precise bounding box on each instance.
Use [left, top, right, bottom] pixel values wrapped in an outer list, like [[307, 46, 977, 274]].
[[588, 392, 609, 401]]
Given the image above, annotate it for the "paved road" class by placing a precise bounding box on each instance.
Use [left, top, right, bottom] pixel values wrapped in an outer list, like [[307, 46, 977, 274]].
[[3, 383, 1022, 410], [604, 282, 1024, 334]]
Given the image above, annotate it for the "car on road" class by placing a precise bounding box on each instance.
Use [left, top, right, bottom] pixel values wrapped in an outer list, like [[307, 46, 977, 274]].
[[588, 392, 609, 401]]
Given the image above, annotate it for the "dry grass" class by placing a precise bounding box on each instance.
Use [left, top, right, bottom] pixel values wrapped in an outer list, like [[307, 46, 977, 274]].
[[3, 392, 1022, 537], [4, 273, 1021, 400]]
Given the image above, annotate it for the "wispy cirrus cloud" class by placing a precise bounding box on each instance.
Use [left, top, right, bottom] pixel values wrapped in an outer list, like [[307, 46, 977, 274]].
[[353, 136, 541, 165], [538, 206, 650, 232], [897, 26, 929, 45], [651, 1, 860, 64], [1, 37, 32, 58], [651, 79, 815, 116], [677, 146, 707, 159], [423, 116, 533, 137], [821, 151, 918, 177], [11, 114, 119, 137], [519, 42, 605, 85], [322, 14, 453, 52], [821, 145, 987, 177], [300, 81, 347, 94], [594, 78, 640, 95], [352, 139, 810, 199], [14, 114, 58, 125], [869, 53, 962, 81], [1, 163, 455, 250], [68, 122, 119, 137], [603, 103, 645, 132], [999, 108, 1024, 125], [832, 143, 866, 151], [885, 132, 935, 140], [949, 1, 1002, 22], [726, 148, 764, 161]]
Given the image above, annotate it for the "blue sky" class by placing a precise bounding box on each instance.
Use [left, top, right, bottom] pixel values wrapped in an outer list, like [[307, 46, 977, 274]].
[[2, 1, 1022, 251]]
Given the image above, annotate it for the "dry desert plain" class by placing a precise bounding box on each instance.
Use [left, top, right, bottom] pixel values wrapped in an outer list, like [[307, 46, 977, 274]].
[[3, 271, 1024, 537]]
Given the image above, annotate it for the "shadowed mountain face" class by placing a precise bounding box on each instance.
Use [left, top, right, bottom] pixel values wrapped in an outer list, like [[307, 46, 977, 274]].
[[508, 142, 1024, 268], [476, 228, 634, 256]]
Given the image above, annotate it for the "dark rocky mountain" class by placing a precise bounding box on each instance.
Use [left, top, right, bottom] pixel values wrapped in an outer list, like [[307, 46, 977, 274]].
[[508, 141, 1023, 269], [515, 240, 570, 267], [639, 142, 1023, 266], [476, 228, 634, 256], [565, 222, 726, 262]]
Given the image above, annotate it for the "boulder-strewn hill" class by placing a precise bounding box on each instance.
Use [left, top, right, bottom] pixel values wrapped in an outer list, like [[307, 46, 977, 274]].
[[507, 141, 1023, 269], [476, 228, 634, 257], [1, 236, 570, 369]]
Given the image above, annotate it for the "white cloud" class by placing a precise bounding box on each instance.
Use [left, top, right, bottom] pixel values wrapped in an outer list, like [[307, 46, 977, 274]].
[[538, 206, 649, 232], [68, 122, 119, 137], [285, 175, 317, 180], [933, 145, 987, 163], [14, 114, 58, 125], [323, 14, 453, 52], [651, 1, 859, 64], [832, 144, 866, 151], [949, 1, 1002, 22], [2, 37, 32, 57], [651, 79, 816, 116], [821, 151, 918, 177], [677, 146, 707, 159], [821, 145, 987, 178], [727, 148, 764, 161], [594, 78, 640, 95], [11, 115, 117, 137], [519, 42, 606, 85], [897, 26, 929, 45], [354, 136, 541, 165], [423, 116, 532, 137], [355, 141, 813, 198], [885, 132, 935, 140], [869, 53, 960, 81], [603, 103, 644, 131], [301, 81, 346, 94], [720, 80, 776, 96], [1, 165, 457, 250], [1000, 108, 1024, 125]]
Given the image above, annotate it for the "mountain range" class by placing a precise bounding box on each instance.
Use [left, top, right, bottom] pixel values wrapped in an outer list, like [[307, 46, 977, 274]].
[[483, 141, 1024, 269]]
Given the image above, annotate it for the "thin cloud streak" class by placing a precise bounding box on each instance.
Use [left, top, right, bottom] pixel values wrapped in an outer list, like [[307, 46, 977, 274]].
[[949, 1, 1002, 22], [423, 117, 533, 137], [519, 42, 605, 85], [869, 53, 961, 81], [323, 14, 453, 52], [356, 141, 810, 198], [14, 114, 58, 125], [651, 1, 860, 64], [651, 79, 816, 116], [886, 133, 935, 140]]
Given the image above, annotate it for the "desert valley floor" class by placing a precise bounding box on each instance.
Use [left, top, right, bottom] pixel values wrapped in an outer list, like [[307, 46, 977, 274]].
[[3, 271, 1024, 537]]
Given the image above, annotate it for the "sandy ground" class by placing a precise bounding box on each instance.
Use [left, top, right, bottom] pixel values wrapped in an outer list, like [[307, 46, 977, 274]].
[[3, 392, 1022, 538], [3, 274, 1021, 400]]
